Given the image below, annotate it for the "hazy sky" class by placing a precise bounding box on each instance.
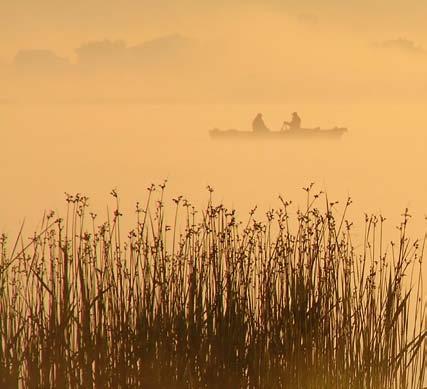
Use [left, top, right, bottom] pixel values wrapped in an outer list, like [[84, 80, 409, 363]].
[[2, 0, 427, 60], [2, 1, 427, 104]]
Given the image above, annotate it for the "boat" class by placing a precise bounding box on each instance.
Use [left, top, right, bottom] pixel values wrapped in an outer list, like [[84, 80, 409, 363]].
[[209, 127, 348, 140]]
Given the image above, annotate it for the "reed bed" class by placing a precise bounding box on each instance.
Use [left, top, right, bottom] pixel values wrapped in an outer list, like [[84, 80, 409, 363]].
[[0, 185, 426, 388]]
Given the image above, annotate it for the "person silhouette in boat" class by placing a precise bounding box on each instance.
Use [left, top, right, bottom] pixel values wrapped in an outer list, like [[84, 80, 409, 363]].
[[252, 113, 270, 132], [283, 112, 302, 130]]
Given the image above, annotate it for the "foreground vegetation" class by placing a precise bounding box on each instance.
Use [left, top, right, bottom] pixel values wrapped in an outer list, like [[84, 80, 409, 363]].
[[0, 186, 426, 388]]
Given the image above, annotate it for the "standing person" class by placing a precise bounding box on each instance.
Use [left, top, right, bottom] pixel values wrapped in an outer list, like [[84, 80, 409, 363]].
[[252, 113, 270, 132], [283, 112, 302, 130]]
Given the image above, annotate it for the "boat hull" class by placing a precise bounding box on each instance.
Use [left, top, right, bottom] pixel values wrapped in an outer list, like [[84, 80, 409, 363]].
[[209, 127, 348, 139]]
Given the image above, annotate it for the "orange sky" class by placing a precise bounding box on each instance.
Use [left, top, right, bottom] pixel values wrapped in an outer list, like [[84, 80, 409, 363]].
[[2, 1, 427, 105], [2, 1, 427, 59]]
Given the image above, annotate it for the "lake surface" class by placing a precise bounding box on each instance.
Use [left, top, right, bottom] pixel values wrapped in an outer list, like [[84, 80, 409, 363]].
[[1, 102, 426, 244]]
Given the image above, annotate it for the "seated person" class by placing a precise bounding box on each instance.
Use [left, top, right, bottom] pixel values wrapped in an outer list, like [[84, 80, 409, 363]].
[[283, 112, 302, 130], [252, 113, 270, 132]]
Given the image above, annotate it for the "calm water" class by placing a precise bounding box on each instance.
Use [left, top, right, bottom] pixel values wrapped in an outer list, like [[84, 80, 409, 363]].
[[1, 102, 426, 243]]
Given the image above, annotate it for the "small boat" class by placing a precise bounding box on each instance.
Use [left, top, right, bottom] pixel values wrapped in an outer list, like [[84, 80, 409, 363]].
[[209, 127, 348, 140]]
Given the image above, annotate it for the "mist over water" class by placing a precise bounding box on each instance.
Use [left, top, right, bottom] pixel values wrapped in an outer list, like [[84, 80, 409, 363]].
[[2, 102, 426, 236]]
